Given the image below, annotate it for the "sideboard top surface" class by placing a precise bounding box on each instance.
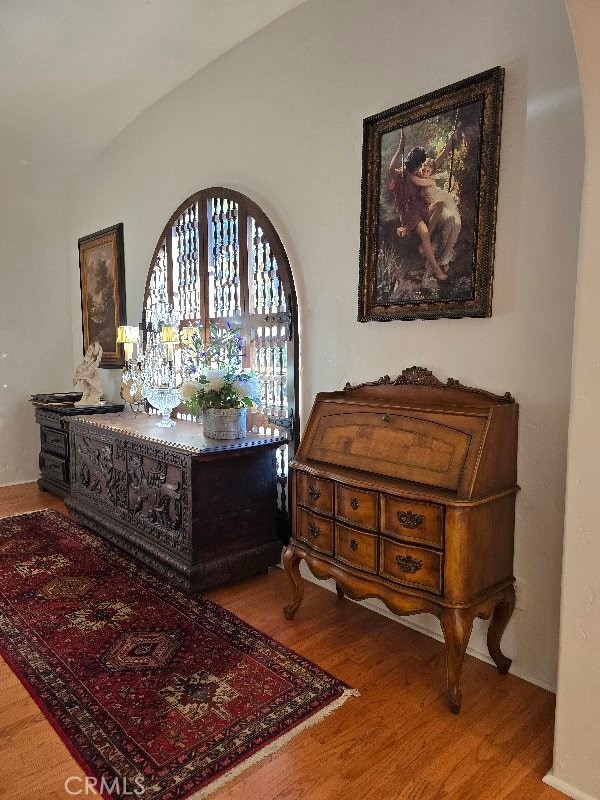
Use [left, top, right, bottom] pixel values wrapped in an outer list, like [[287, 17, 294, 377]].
[[70, 412, 287, 456]]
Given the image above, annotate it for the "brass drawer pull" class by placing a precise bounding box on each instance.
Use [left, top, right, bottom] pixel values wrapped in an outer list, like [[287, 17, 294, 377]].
[[397, 510, 424, 529], [350, 538, 359, 551], [395, 555, 423, 573], [308, 521, 321, 538], [350, 497, 359, 510], [308, 485, 322, 501]]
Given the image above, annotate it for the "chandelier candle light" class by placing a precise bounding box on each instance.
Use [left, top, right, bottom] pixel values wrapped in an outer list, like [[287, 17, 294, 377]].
[[116, 325, 144, 408], [116, 325, 140, 363], [160, 326, 179, 362]]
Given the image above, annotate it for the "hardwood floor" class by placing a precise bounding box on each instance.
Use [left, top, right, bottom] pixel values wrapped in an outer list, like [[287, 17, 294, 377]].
[[0, 484, 563, 800]]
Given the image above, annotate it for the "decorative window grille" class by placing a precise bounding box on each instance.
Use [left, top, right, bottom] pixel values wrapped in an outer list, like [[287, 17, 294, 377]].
[[143, 188, 298, 539]]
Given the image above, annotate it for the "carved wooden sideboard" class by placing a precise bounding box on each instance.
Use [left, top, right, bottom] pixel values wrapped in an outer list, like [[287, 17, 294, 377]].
[[283, 367, 519, 713], [66, 414, 286, 592]]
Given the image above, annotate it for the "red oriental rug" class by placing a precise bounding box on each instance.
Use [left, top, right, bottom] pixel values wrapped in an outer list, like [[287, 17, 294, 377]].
[[0, 510, 357, 799]]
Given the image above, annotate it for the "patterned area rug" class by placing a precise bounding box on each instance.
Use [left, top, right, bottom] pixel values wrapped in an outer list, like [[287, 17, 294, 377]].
[[0, 510, 356, 799]]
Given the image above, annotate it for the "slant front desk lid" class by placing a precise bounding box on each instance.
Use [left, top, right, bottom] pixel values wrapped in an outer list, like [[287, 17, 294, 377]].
[[295, 367, 518, 500]]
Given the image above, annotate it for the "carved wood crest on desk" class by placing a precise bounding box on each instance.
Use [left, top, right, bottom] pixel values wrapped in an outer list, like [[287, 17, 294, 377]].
[[283, 367, 519, 713]]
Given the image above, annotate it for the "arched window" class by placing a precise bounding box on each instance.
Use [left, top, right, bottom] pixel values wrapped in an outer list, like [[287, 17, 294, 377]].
[[143, 188, 299, 538]]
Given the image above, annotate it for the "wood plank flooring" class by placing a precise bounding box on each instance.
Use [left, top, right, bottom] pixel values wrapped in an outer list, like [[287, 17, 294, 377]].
[[0, 483, 563, 800]]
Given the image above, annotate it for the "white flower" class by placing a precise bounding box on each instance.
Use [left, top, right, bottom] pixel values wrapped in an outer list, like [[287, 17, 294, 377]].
[[180, 380, 203, 400], [232, 374, 261, 404], [202, 369, 227, 392]]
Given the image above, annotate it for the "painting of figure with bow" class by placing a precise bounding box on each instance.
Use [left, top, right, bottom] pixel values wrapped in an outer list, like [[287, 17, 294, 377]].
[[358, 68, 504, 321]]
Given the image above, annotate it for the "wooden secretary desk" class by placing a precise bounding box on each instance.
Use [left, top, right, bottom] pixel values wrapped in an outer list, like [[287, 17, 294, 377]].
[[283, 367, 519, 713]]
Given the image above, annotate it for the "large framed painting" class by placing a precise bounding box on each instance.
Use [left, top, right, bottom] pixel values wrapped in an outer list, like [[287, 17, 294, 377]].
[[358, 67, 504, 321], [78, 223, 126, 368]]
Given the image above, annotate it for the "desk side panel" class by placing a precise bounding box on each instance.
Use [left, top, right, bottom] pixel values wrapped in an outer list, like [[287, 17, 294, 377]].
[[444, 495, 516, 604]]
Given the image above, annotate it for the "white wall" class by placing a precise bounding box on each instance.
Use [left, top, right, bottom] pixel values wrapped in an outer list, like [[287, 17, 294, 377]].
[[0, 181, 73, 487], [545, 2, 600, 798], [67, 0, 583, 691]]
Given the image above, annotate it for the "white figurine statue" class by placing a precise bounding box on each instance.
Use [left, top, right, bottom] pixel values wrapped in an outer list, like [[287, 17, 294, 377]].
[[73, 342, 104, 406]]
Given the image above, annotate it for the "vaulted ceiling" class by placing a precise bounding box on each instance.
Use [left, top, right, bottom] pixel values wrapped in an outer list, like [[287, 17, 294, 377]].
[[0, 0, 306, 195]]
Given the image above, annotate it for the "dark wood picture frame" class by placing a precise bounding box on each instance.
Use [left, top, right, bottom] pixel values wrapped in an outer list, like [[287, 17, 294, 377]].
[[78, 223, 126, 368], [358, 67, 504, 321]]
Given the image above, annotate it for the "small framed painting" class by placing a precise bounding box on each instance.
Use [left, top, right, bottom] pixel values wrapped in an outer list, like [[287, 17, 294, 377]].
[[358, 67, 504, 321], [78, 223, 126, 368]]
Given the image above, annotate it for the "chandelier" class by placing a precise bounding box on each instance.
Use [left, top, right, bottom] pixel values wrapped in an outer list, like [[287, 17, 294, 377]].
[[116, 290, 185, 427]]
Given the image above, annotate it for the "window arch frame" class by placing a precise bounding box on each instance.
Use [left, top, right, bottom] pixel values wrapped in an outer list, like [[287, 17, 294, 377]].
[[142, 186, 300, 535]]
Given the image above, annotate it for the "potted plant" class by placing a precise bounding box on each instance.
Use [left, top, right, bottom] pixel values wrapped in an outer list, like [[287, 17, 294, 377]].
[[180, 322, 261, 439]]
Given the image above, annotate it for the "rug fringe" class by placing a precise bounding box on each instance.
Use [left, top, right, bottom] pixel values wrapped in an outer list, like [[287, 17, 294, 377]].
[[0, 508, 52, 521], [186, 688, 360, 800]]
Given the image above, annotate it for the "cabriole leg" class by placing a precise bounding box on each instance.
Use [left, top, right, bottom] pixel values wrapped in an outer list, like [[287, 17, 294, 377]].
[[440, 607, 475, 714], [487, 583, 516, 674], [283, 543, 304, 620]]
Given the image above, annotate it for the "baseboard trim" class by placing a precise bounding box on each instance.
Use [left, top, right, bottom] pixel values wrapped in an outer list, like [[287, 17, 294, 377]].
[[543, 771, 600, 800], [0, 478, 38, 489]]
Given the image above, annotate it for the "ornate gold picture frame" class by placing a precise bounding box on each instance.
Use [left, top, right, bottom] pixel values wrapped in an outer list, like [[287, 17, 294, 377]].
[[358, 67, 504, 321]]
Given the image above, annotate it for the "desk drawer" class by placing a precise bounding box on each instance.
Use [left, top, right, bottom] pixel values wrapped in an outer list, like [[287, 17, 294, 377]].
[[335, 484, 378, 530], [381, 496, 443, 548], [39, 452, 68, 484], [379, 538, 442, 595], [296, 507, 334, 555], [335, 523, 377, 574], [296, 472, 333, 515], [40, 427, 69, 458]]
